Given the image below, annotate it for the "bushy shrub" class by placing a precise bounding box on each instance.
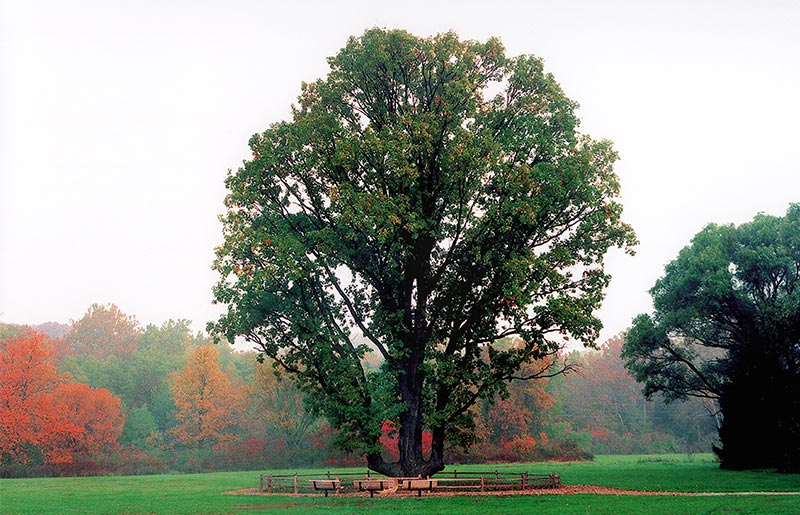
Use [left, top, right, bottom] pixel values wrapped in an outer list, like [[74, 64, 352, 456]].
[[116, 445, 166, 475]]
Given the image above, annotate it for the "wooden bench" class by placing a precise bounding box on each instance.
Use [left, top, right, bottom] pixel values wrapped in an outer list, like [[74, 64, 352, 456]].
[[401, 478, 438, 496], [309, 479, 340, 497], [353, 478, 396, 497]]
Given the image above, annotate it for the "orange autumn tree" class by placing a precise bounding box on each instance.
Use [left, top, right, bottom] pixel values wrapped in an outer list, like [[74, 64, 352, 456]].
[[50, 383, 125, 459], [0, 330, 124, 466], [170, 344, 241, 448], [1, 331, 75, 465]]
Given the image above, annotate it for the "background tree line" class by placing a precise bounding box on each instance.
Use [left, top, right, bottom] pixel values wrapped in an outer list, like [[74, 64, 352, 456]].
[[1, 303, 716, 477]]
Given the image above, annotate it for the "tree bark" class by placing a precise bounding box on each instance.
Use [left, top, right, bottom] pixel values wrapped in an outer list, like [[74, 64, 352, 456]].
[[365, 348, 446, 478]]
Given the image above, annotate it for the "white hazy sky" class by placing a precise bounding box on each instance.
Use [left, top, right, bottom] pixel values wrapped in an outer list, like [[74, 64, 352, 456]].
[[2, 0, 799, 343]]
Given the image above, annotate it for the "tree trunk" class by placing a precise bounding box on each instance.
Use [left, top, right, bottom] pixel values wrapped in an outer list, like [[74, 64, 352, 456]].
[[364, 362, 446, 478], [397, 401, 443, 476], [365, 265, 447, 478], [365, 420, 445, 478]]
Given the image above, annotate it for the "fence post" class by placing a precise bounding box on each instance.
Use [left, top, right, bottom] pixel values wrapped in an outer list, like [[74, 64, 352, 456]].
[[268, 474, 273, 494], [495, 469, 499, 481], [453, 469, 458, 479], [480, 475, 485, 493], [294, 473, 298, 494], [260, 474, 264, 491]]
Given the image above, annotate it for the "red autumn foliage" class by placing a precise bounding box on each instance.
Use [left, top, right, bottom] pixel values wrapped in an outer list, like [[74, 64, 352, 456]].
[[0, 330, 124, 466], [501, 434, 538, 456], [50, 383, 125, 458], [379, 420, 432, 462]]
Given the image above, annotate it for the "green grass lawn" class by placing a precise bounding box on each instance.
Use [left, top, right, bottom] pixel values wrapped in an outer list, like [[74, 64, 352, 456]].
[[464, 454, 800, 493], [2, 455, 799, 514]]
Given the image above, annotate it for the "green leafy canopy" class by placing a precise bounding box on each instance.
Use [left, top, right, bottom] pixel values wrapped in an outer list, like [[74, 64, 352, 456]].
[[210, 28, 635, 476], [623, 205, 800, 401], [623, 204, 800, 471]]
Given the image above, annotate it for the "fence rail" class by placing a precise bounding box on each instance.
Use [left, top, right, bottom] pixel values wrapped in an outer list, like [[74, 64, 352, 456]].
[[259, 469, 560, 495]]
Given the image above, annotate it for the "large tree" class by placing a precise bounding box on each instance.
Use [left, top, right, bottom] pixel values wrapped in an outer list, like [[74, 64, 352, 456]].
[[211, 29, 635, 477], [623, 205, 800, 471]]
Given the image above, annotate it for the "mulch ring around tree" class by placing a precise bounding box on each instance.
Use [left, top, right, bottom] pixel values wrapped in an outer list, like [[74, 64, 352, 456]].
[[224, 486, 800, 497]]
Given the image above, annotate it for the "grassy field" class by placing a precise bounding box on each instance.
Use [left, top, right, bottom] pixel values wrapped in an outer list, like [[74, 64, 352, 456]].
[[2, 455, 799, 514]]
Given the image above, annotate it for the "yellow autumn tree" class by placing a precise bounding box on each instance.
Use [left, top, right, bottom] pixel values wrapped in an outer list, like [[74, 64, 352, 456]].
[[169, 344, 240, 448]]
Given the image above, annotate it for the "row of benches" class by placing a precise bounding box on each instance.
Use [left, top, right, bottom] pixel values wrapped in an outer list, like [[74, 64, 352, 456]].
[[310, 477, 436, 497]]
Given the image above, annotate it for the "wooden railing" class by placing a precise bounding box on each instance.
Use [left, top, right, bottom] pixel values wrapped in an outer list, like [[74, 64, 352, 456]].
[[259, 469, 560, 495], [431, 470, 561, 492], [259, 470, 377, 494]]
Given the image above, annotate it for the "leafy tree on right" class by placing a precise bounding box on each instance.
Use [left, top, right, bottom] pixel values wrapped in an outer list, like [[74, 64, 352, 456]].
[[623, 205, 800, 472]]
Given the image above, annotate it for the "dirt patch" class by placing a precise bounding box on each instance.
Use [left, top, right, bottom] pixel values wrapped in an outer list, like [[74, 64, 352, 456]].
[[232, 504, 305, 510], [224, 485, 657, 497], [224, 486, 800, 498]]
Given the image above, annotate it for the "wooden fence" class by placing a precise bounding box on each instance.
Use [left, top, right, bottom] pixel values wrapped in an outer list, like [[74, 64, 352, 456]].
[[259, 469, 560, 495], [434, 470, 561, 492]]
